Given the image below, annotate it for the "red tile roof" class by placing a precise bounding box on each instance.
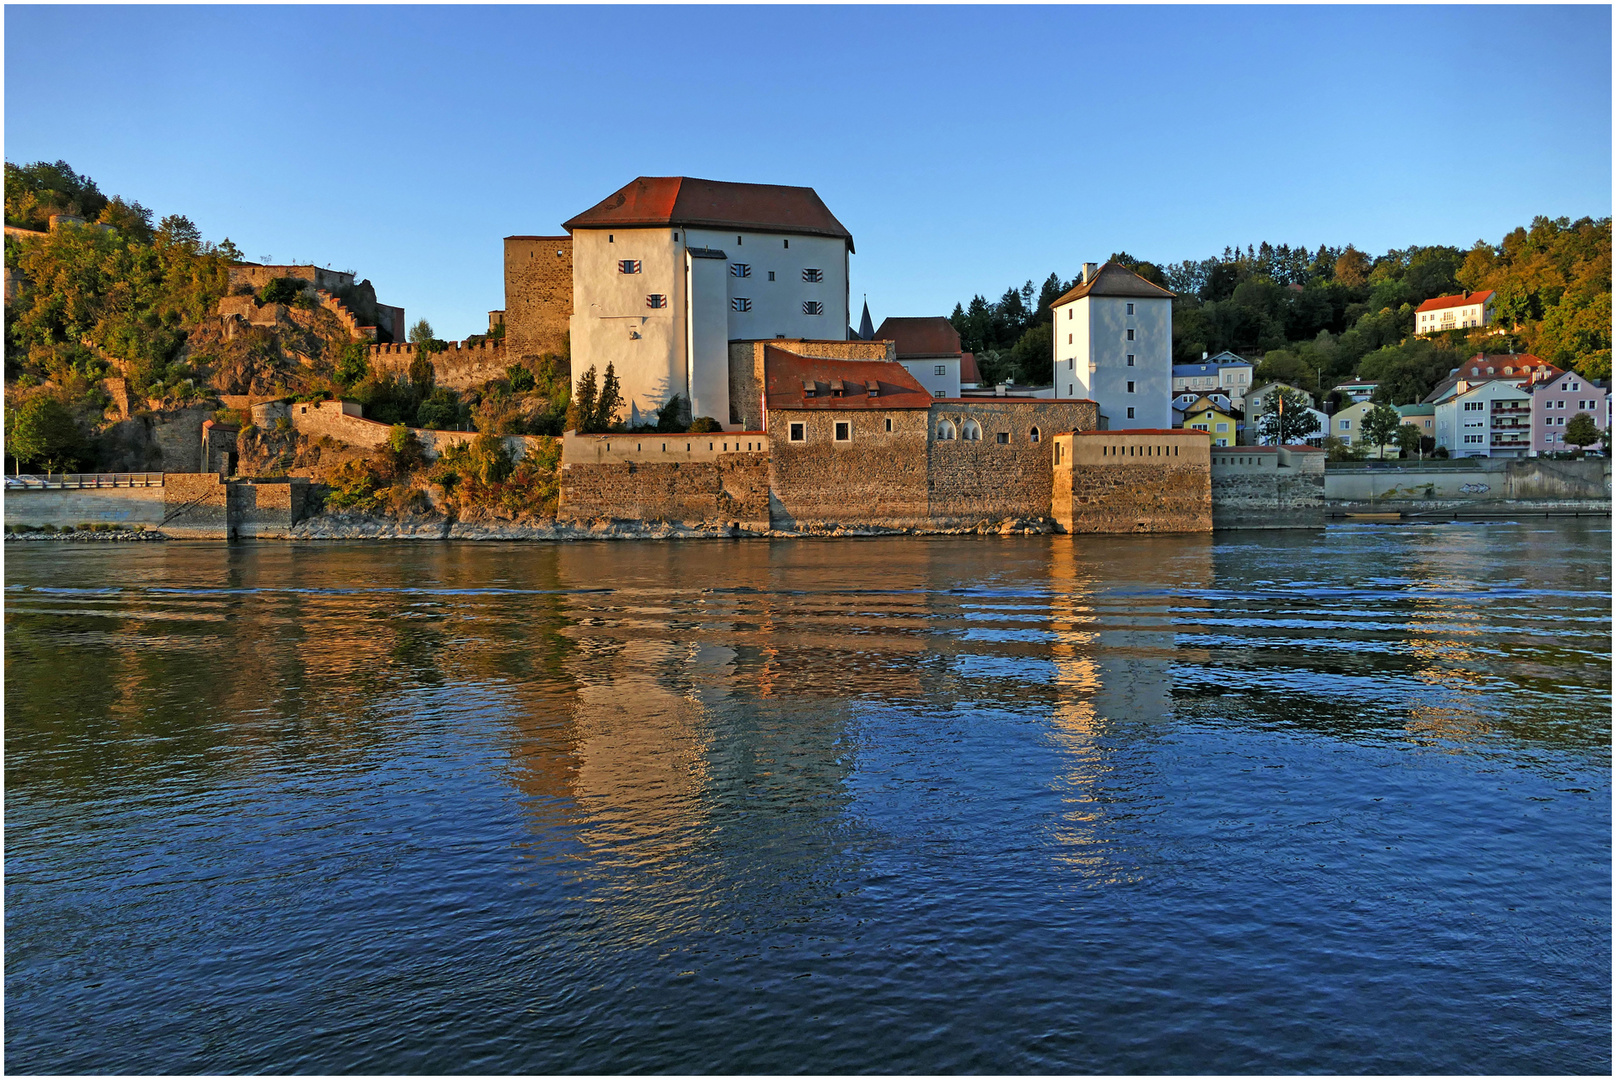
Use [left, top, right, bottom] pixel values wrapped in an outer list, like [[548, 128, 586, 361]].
[[763, 349, 933, 410], [1053, 263, 1176, 305], [563, 177, 854, 251], [874, 316, 961, 358], [1415, 290, 1494, 313], [960, 351, 980, 384]]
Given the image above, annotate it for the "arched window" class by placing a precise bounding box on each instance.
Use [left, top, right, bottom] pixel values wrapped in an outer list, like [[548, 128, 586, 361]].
[[1030, 426, 1041, 443], [961, 419, 982, 441], [936, 420, 957, 441]]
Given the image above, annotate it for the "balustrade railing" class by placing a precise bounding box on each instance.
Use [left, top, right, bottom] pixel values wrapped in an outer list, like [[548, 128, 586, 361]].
[[4, 473, 164, 489]]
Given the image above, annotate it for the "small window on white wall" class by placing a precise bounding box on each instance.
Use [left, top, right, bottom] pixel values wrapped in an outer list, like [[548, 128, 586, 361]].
[[618, 260, 641, 274], [1126, 407, 1135, 419], [934, 364, 946, 376], [646, 294, 667, 309], [802, 269, 823, 283], [1126, 303, 1135, 315], [731, 297, 751, 312], [1126, 329, 1135, 341], [1127, 354, 1135, 366], [803, 301, 823, 316], [731, 263, 751, 278]]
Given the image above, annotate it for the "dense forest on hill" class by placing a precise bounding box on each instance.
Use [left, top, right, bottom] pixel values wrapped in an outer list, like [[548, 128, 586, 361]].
[[949, 216, 1611, 404]]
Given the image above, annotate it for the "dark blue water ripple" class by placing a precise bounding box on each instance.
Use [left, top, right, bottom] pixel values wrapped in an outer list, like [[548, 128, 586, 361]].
[[5, 521, 1610, 1073]]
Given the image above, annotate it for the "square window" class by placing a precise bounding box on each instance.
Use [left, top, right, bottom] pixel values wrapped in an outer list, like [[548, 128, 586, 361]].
[[885, 418, 893, 433], [803, 301, 823, 316], [1126, 407, 1135, 419], [789, 422, 805, 442], [1126, 328, 1135, 341], [731, 263, 751, 278], [834, 421, 850, 442], [934, 389, 945, 398], [731, 297, 751, 312], [802, 268, 823, 283], [1126, 303, 1135, 315], [934, 364, 946, 375], [646, 294, 667, 309], [995, 432, 1009, 445], [1127, 354, 1135, 366], [618, 259, 641, 274]]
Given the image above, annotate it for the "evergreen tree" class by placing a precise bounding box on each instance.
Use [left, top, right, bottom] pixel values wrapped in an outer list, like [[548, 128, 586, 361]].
[[594, 363, 624, 431], [566, 365, 598, 433]]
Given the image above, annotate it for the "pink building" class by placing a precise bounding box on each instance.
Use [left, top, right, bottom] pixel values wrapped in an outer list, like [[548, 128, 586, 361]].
[[1530, 369, 1607, 453]]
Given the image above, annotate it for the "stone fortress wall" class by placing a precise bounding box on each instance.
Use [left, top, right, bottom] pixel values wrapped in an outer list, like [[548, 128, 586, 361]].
[[503, 236, 573, 359], [365, 340, 512, 391], [268, 399, 545, 462], [1052, 430, 1212, 533]]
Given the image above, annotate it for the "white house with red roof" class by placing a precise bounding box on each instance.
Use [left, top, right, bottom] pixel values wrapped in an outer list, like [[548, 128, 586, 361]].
[[875, 316, 964, 399], [1050, 262, 1174, 429], [1415, 290, 1495, 334], [561, 176, 854, 428]]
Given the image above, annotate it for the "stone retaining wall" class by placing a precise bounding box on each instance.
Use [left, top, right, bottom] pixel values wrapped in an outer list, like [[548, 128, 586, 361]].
[[1324, 458, 1611, 502], [1053, 430, 1211, 533], [1211, 446, 1327, 529], [559, 455, 770, 526]]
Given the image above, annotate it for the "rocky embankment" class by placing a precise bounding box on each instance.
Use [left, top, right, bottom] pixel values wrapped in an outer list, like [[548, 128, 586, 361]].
[[290, 511, 1062, 541], [5, 527, 167, 542]]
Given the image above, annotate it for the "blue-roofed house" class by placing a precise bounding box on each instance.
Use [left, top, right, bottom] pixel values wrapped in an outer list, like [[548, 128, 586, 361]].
[[1171, 351, 1254, 408]]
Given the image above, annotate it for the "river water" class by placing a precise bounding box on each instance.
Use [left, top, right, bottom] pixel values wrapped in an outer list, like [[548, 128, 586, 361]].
[[4, 522, 1610, 1073]]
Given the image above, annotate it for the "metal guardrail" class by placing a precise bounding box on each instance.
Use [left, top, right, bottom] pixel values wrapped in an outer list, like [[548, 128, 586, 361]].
[[4, 473, 164, 489]]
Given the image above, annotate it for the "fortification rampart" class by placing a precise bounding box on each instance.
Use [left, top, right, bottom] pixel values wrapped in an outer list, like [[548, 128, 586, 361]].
[[557, 431, 771, 525], [766, 409, 931, 529], [286, 399, 543, 461], [927, 400, 1098, 526], [5, 474, 310, 539], [1053, 430, 1212, 533], [1324, 458, 1612, 502], [365, 340, 510, 390], [228, 265, 356, 294]]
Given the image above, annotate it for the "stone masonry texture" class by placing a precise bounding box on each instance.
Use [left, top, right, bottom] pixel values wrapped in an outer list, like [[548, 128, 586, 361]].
[[1054, 431, 1212, 533], [504, 236, 573, 360]]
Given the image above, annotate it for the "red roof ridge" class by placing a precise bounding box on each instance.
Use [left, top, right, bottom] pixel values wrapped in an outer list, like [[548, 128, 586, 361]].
[[563, 176, 854, 250], [1415, 289, 1495, 313]]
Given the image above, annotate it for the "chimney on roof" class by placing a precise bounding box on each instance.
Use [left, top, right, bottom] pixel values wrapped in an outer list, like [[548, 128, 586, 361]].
[[1082, 262, 1098, 284]]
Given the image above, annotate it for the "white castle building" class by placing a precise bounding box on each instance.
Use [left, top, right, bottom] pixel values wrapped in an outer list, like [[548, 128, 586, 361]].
[[1050, 263, 1174, 430], [564, 177, 853, 427]]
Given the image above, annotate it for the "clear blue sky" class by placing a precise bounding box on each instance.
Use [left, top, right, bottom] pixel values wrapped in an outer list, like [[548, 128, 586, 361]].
[[6, 5, 1610, 339]]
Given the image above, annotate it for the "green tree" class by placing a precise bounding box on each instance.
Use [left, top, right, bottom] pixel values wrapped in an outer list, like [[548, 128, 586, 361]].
[[4, 159, 108, 229], [1359, 402, 1403, 459], [594, 362, 624, 431], [1563, 412, 1602, 454], [1255, 388, 1320, 445], [654, 393, 690, 433], [6, 396, 85, 472], [1394, 422, 1425, 460], [334, 341, 370, 387], [689, 416, 723, 433], [566, 365, 598, 433], [408, 318, 435, 347], [1008, 322, 1053, 385]]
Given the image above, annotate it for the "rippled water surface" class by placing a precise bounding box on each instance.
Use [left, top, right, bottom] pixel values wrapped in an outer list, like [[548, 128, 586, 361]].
[[6, 522, 1611, 1073]]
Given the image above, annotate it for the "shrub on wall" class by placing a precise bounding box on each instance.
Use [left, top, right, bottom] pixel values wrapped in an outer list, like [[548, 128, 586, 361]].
[[257, 277, 303, 305]]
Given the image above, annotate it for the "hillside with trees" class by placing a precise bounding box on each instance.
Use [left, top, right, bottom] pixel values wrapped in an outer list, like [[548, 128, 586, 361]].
[[948, 216, 1611, 405], [3, 160, 570, 521]]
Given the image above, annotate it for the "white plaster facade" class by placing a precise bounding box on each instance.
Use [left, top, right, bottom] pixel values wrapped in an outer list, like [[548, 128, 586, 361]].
[[898, 357, 960, 399], [1434, 379, 1532, 458], [1051, 265, 1172, 430], [1416, 292, 1495, 335]]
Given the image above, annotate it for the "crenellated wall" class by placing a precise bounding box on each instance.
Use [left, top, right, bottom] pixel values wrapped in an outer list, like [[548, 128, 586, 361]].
[[365, 340, 510, 390]]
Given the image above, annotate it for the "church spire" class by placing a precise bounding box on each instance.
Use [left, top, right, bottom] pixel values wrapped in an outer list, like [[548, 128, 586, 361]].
[[857, 295, 874, 341]]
